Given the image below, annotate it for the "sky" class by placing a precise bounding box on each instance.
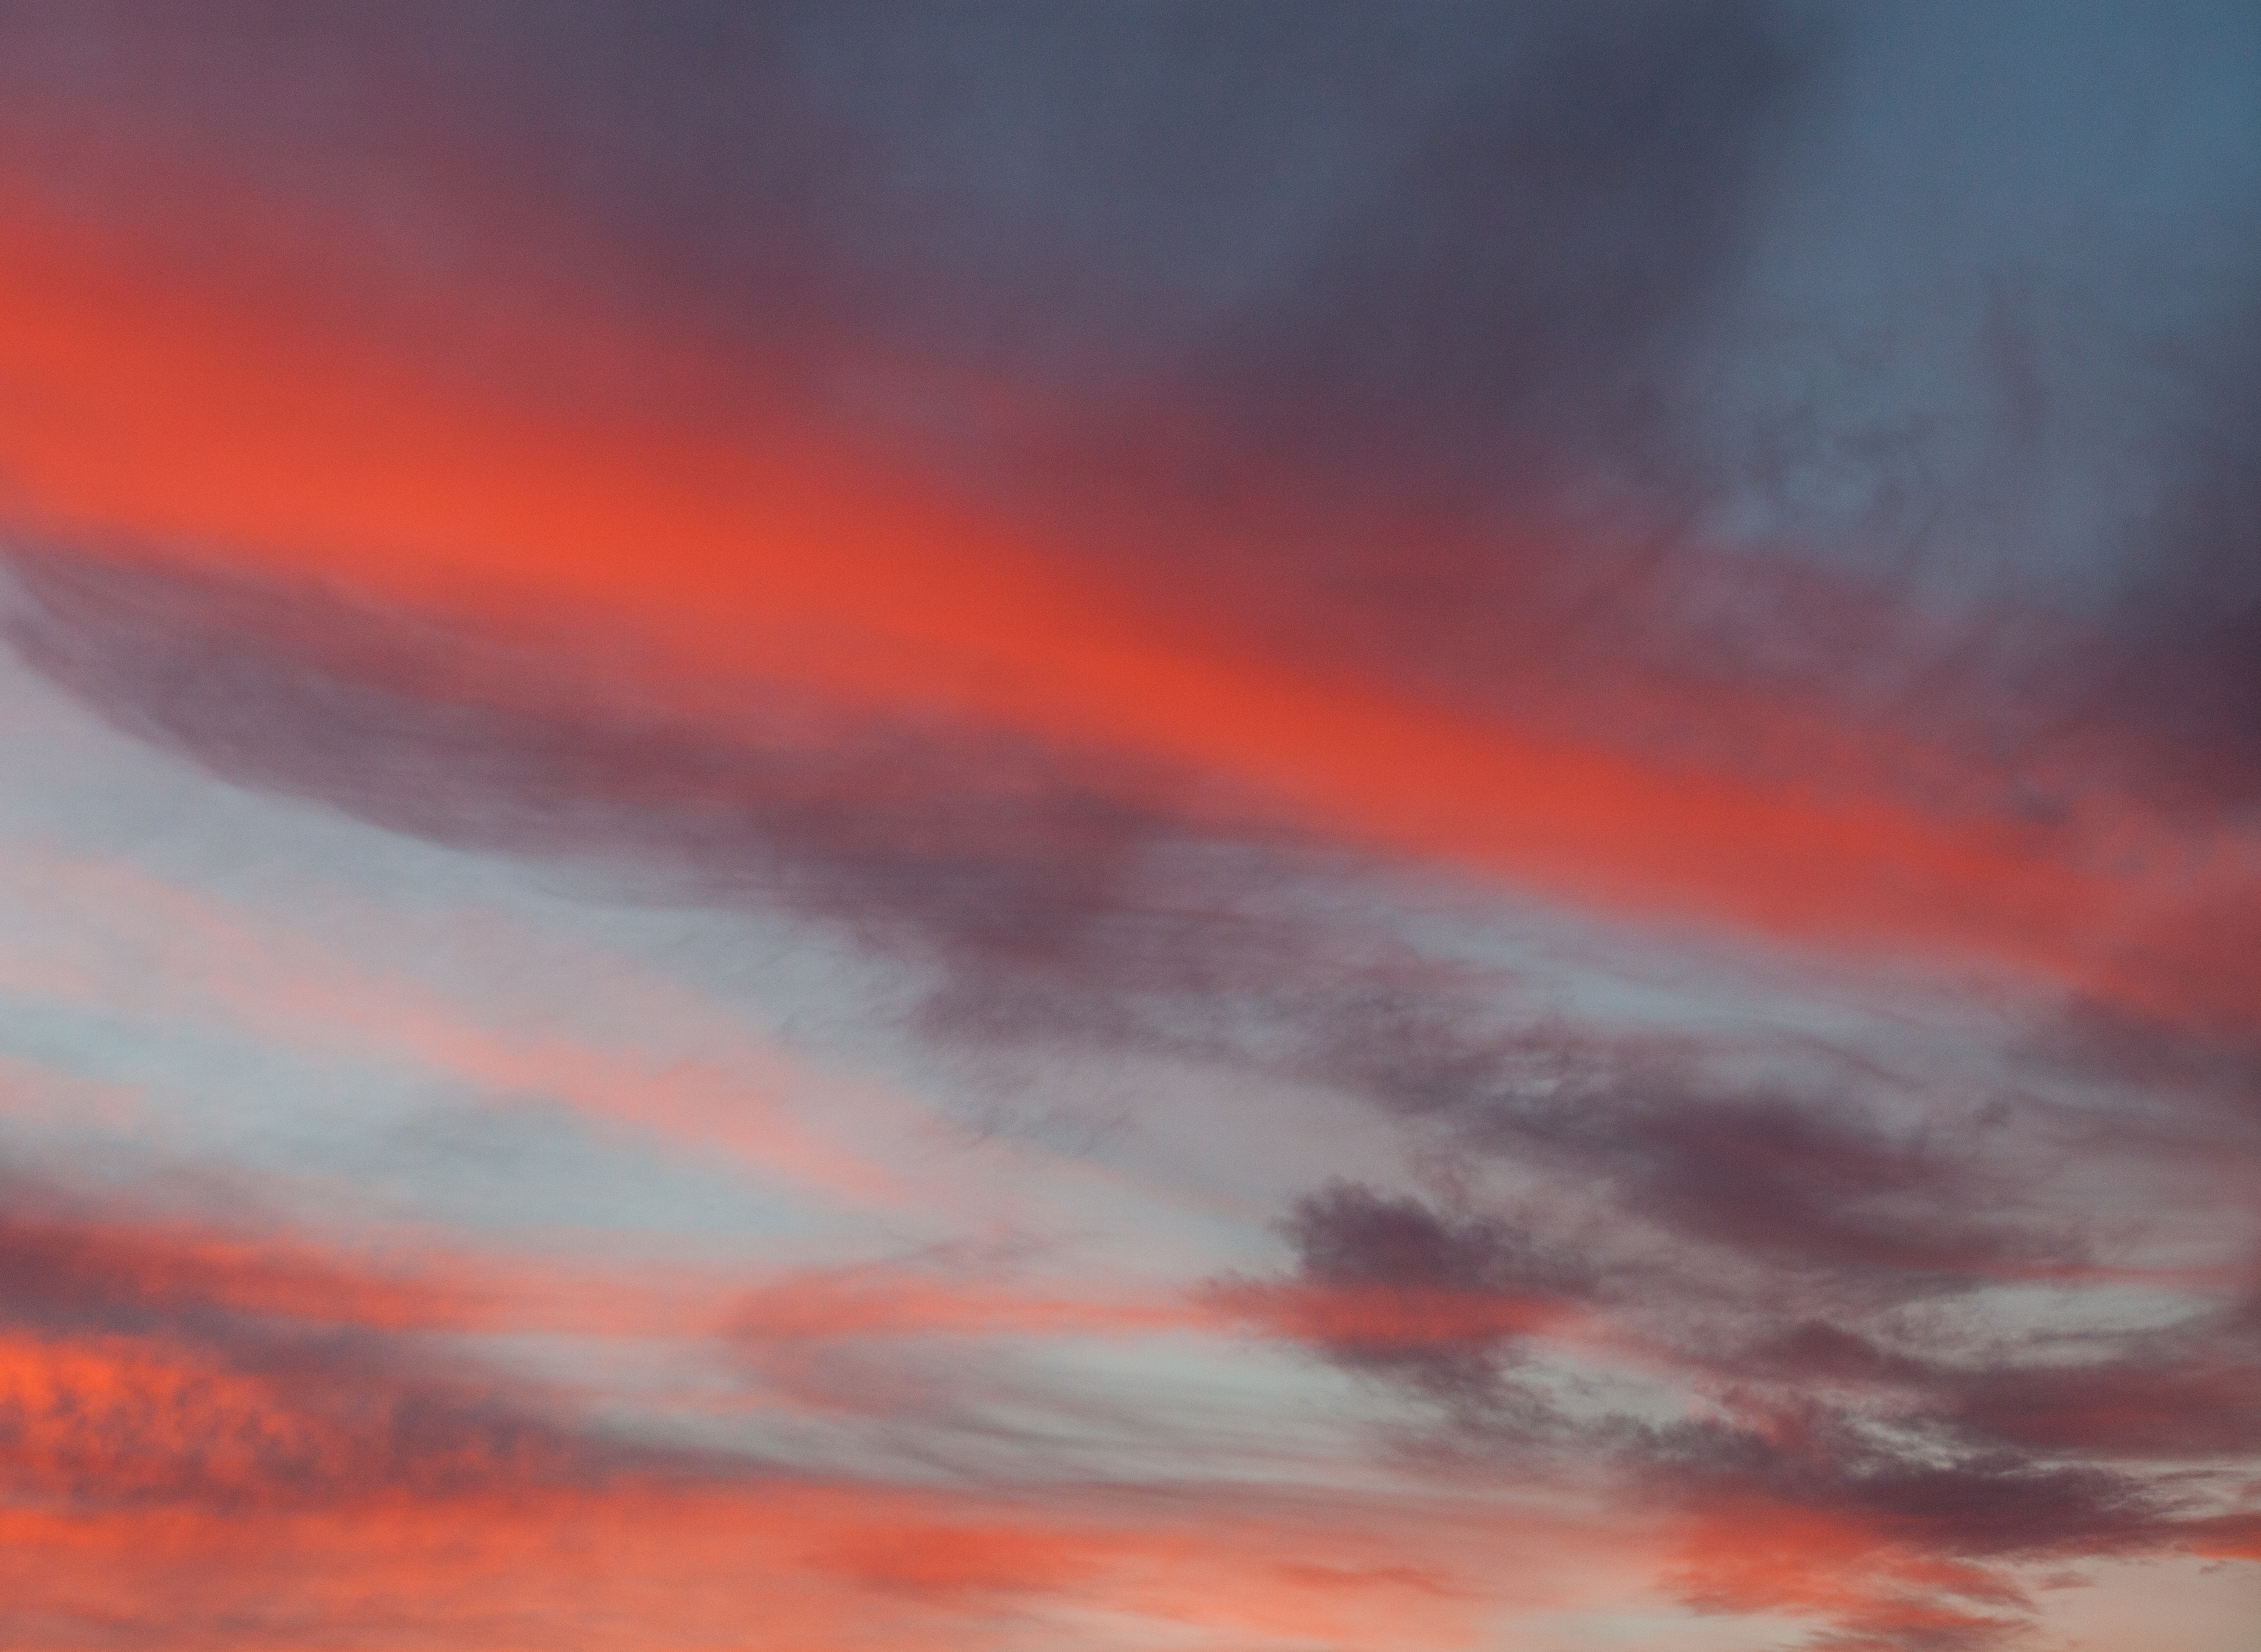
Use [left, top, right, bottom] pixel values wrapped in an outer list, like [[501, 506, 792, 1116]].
[[0, 4, 2259, 1650]]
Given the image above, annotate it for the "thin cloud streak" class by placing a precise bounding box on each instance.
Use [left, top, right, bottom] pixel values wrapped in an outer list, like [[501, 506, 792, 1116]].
[[0, 5, 2257, 1649]]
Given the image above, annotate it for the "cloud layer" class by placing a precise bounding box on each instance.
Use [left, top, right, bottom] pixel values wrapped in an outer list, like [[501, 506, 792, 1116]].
[[1, 4, 2258, 1648]]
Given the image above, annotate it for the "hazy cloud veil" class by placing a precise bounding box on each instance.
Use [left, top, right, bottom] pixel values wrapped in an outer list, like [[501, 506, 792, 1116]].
[[0, 4, 2257, 1649]]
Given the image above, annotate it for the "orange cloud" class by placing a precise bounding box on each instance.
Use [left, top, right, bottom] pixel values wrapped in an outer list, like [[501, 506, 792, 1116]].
[[6, 160, 2254, 1040], [0, 848, 900, 1207]]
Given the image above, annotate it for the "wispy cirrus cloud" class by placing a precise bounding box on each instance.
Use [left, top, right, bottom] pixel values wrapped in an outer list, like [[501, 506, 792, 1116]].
[[1, 4, 2259, 1649]]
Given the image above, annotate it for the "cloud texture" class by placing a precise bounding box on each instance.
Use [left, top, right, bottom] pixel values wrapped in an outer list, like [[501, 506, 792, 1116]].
[[1, 4, 2258, 1647]]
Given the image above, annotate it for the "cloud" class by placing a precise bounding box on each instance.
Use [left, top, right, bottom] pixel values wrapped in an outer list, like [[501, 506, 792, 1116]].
[[0, 1161, 1545, 1650], [3, 6, 2261, 1650], [1210, 1181, 1593, 1406], [1210, 1003, 2261, 1646], [0, 1169, 665, 1511]]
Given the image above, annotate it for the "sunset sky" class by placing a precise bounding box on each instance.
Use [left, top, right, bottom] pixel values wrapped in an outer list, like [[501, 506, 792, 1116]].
[[2, 5, 2259, 1649]]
